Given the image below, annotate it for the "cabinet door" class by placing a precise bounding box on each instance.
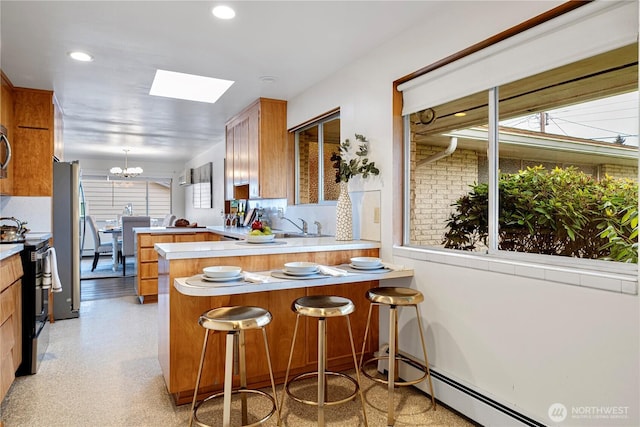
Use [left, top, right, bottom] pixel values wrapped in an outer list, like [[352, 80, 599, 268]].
[[14, 89, 53, 129], [233, 117, 249, 185], [256, 99, 287, 199], [247, 103, 260, 199], [1, 76, 14, 195], [225, 127, 234, 200], [12, 127, 53, 196]]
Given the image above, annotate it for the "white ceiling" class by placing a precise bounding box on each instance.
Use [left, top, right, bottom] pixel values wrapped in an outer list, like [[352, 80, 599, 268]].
[[1, 1, 436, 163]]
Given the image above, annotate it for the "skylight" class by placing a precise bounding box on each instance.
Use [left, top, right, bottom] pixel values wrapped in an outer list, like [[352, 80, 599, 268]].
[[149, 69, 234, 104]]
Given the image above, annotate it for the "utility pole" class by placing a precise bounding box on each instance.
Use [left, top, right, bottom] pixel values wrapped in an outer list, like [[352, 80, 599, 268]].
[[539, 112, 548, 132]]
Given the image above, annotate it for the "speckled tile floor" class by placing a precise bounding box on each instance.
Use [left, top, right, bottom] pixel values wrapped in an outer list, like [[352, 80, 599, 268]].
[[0, 296, 475, 426]]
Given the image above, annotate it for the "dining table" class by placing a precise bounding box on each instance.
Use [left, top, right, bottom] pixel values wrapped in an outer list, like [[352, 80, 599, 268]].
[[100, 227, 122, 271]]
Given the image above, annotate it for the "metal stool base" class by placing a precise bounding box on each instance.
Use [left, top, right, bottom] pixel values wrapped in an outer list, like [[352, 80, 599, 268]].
[[193, 389, 277, 427], [285, 371, 359, 406], [361, 355, 430, 387]]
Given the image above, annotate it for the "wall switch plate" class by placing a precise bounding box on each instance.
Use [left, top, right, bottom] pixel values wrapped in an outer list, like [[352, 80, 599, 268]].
[[374, 207, 380, 223]]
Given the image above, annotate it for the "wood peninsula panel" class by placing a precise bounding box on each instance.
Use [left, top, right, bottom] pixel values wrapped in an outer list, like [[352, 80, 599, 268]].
[[158, 247, 380, 405]]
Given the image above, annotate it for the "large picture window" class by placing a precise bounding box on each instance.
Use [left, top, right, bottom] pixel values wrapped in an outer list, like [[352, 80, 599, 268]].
[[400, 1, 638, 269]]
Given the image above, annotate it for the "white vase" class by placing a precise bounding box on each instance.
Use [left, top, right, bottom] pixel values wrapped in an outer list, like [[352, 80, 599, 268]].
[[335, 181, 353, 240]]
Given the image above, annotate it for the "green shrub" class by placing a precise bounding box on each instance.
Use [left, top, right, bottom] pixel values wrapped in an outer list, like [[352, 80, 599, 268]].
[[443, 166, 638, 263]]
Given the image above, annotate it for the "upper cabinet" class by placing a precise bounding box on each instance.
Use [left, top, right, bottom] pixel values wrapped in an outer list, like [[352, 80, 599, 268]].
[[225, 98, 287, 200], [11, 87, 56, 196], [0, 73, 15, 195]]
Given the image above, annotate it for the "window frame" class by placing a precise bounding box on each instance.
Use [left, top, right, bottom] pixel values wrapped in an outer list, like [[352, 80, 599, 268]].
[[394, 1, 639, 294], [293, 111, 340, 205]]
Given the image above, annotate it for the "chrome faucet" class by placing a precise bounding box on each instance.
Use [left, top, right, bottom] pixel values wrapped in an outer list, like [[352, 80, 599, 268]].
[[314, 221, 322, 235], [278, 209, 308, 234]]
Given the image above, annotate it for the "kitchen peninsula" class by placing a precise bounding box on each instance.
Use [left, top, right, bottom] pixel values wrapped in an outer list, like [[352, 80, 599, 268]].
[[155, 237, 411, 404]]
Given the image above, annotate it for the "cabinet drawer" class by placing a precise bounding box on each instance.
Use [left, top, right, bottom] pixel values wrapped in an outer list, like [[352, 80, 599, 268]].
[[138, 278, 157, 296], [173, 233, 208, 243], [140, 262, 158, 279], [139, 234, 173, 247], [140, 248, 158, 262], [0, 287, 15, 325]]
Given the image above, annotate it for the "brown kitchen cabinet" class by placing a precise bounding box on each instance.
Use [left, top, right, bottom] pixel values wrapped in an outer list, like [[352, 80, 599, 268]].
[[224, 98, 287, 200], [11, 87, 56, 196], [0, 72, 15, 196], [136, 231, 220, 304], [0, 253, 23, 402]]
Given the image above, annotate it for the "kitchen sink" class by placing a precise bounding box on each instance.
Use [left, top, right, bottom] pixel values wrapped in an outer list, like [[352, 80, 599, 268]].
[[274, 232, 332, 238]]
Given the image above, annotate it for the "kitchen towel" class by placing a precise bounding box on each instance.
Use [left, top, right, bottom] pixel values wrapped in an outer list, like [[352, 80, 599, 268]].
[[243, 272, 270, 283], [318, 265, 348, 276], [45, 247, 63, 293]]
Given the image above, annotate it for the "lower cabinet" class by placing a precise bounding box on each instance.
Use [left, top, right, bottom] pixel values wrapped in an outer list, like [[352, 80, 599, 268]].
[[136, 232, 220, 303], [0, 253, 23, 402]]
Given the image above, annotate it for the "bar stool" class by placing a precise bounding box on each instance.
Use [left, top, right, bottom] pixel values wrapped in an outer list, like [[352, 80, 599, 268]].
[[189, 306, 278, 427], [278, 295, 368, 427], [359, 287, 436, 426]]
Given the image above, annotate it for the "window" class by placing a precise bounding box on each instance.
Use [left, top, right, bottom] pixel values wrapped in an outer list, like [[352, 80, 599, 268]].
[[399, 2, 638, 268], [295, 112, 340, 204], [82, 178, 172, 225]]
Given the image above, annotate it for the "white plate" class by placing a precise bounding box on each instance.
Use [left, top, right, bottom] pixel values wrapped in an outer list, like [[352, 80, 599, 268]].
[[203, 265, 242, 278], [283, 261, 318, 274], [283, 269, 319, 276], [350, 257, 382, 267], [349, 263, 384, 270], [202, 274, 243, 282], [246, 234, 275, 243]]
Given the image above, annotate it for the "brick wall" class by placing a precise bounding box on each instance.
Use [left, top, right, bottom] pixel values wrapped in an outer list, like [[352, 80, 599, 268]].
[[600, 163, 638, 180], [410, 139, 479, 246]]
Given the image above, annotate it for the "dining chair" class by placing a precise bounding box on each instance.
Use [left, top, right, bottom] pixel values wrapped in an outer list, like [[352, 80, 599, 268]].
[[121, 216, 151, 276], [162, 214, 176, 227], [86, 215, 119, 272]]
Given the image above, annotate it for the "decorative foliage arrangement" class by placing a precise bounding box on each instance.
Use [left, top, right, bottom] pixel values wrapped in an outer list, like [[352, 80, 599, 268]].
[[442, 166, 638, 263], [331, 134, 380, 183]]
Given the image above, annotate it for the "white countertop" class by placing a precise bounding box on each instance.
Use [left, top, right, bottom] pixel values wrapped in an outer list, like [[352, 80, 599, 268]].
[[0, 244, 24, 261], [155, 237, 380, 260], [175, 265, 413, 296], [206, 225, 250, 239], [133, 226, 212, 234]]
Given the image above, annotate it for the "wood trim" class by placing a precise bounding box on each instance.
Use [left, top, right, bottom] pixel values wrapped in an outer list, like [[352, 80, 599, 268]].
[[391, 1, 590, 246], [1, 70, 14, 90], [288, 107, 340, 133], [396, 1, 590, 86]]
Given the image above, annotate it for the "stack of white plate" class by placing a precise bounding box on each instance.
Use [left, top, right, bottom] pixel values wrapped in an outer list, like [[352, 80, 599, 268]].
[[283, 262, 319, 276], [349, 257, 383, 270], [246, 234, 275, 244], [202, 266, 243, 282]]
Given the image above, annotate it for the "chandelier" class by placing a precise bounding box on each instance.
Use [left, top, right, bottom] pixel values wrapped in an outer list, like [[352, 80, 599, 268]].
[[110, 149, 143, 178]]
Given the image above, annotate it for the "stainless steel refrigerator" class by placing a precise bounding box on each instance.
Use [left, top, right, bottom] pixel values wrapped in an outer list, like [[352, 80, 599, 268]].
[[52, 161, 81, 319]]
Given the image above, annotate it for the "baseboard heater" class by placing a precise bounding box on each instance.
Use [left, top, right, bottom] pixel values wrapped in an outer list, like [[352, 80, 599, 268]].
[[377, 346, 545, 427]]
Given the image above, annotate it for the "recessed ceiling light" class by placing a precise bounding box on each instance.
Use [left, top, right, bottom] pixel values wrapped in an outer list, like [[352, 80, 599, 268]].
[[454, 112, 467, 117], [149, 69, 234, 104], [259, 76, 277, 84], [68, 51, 94, 62], [212, 5, 235, 19]]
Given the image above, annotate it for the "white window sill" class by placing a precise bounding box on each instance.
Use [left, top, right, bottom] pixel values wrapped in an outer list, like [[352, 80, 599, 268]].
[[393, 245, 638, 295]]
